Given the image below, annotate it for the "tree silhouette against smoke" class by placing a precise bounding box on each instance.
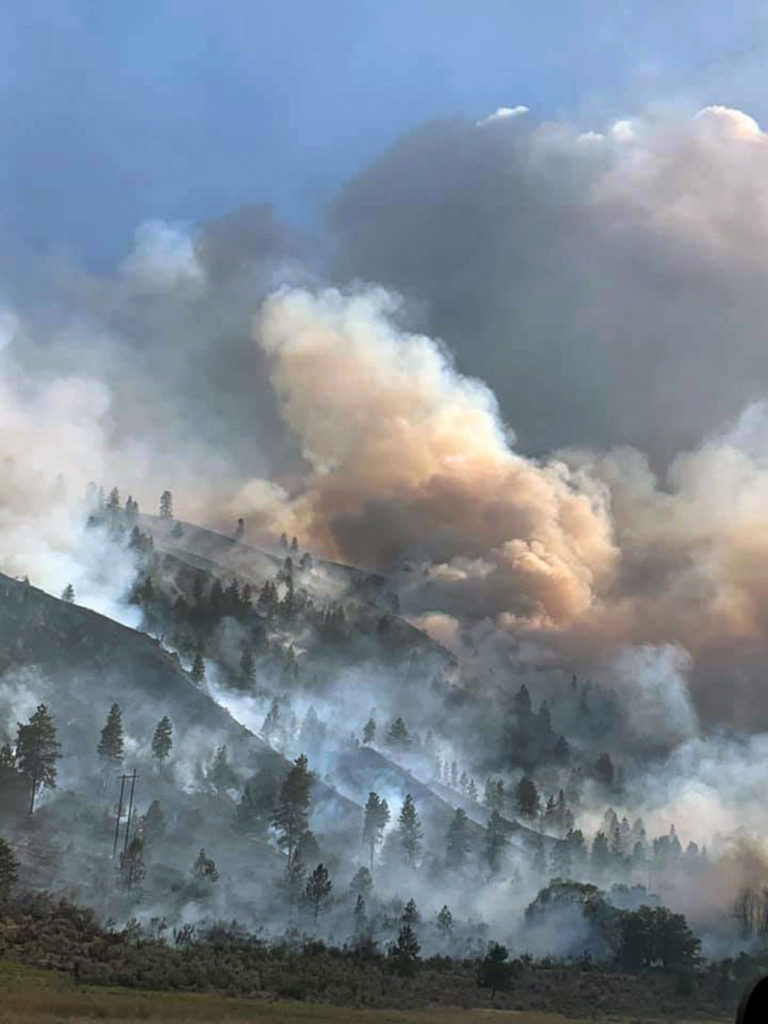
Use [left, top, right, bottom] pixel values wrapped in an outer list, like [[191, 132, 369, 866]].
[[302, 862, 332, 921], [362, 791, 390, 874], [396, 794, 422, 867], [97, 704, 124, 767], [272, 754, 312, 864], [151, 716, 173, 768], [445, 807, 472, 870], [16, 704, 60, 814], [159, 490, 173, 519]]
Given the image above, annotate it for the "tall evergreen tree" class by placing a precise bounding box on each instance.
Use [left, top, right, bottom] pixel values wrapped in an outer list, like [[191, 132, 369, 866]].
[[445, 807, 472, 869], [303, 862, 332, 921], [362, 717, 376, 745], [159, 490, 173, 519], [61, 583, 75, 603], [515, 776, 540, 821], [97, 704, 124, 766], [390, 922, 420, 976], [362, 791, 390, 873], [483, 810, 508, 875], [239, 647, 255, 689], [190, 651, 205, 684], [272, 754, 312, 862], [436, 905, 453, 936], [16, 704, 61, 814], [386, 717, 411, 749], [119, 835, 146, 890], [209, 745, 238, 795], [151, 716, 173, 764], [397, 794, 423, 866]]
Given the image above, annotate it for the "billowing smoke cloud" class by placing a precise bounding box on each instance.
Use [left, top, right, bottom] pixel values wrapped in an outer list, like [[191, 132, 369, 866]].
[[331, 104, 768, 465], [252, 285, 617, 626]]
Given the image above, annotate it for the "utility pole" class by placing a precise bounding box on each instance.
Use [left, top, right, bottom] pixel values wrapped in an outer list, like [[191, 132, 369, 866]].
[[113, 773, 128, 858]]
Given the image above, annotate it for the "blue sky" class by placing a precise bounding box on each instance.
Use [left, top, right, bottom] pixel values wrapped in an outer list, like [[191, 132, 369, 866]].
[[0, 1, 763, 273]]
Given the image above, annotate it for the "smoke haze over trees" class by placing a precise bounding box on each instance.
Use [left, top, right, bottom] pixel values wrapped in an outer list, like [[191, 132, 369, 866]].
[[5, 37, 768, 1011]]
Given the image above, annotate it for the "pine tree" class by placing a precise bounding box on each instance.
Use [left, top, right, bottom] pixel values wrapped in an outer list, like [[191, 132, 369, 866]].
[[192, 848, 219, 882], [516, 776, 540, 821], [97, 704, 124, 766], [61, 583, 75, 603], [159, 490, 173, 519], [390, 922, 420, 976], [272, 754, 312, 862], [477, 942, 512, 997], [402, 897, 420, 925], [594, 752, 615, 787], [363, 791, 390, 873], [591, 831, 611, 875], [446, 807, 472, 869], [349, 866, 373, 900], [397, 794, 423, 866], [0, 836, 19, 900], [468, 778, 479, 802], [151, 716, 173, 763], [362, 717, 376, 745], [261, 698, 281, 744], [190, 651, 205, 684], [119, 835, 145, 890], [484, 810, 508, 875], [303, 862, 332, 921], [239, 648, 255, 688], [436, 905, 453, 936], [209, 745, 237, 795], [143, 800, 165, 846], [386, 717, 411, 749], [16, 704, 61, 814]]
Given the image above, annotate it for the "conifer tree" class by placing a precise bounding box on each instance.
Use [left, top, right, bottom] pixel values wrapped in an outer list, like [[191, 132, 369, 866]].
[[143, 800, 165, 846], [151, 716, 173, 764], [402, 897, 420, 925], [272, 754, 312, 862], [515, 776, 540, 821], [192, 848, 219, 882], [16, 704, 61, 814], [397, 793, 423, 866], [239, 647, 255, 688], [349, 865, 373, 900], [209, 745, 237, 795], [468, 778, 479, 802], [483, 810, 508, 875], [591, 830, 611, 875], [386, 717, 410, 749], [97, 703, 124, 766], [436, 904, 453, 936], [362, 717, 376, 745], [446, 807, 472, 869], [390, 922, 420, 976], [0, 837, 19, 900], [261, 698, 281, 743], [119, 835, 146, 890], [303, 862, 332, 921], [159, 490, 173, 519], [363, 791, 390, 873], [61, 583, 75, 603], [190, 651, 205, 684]]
